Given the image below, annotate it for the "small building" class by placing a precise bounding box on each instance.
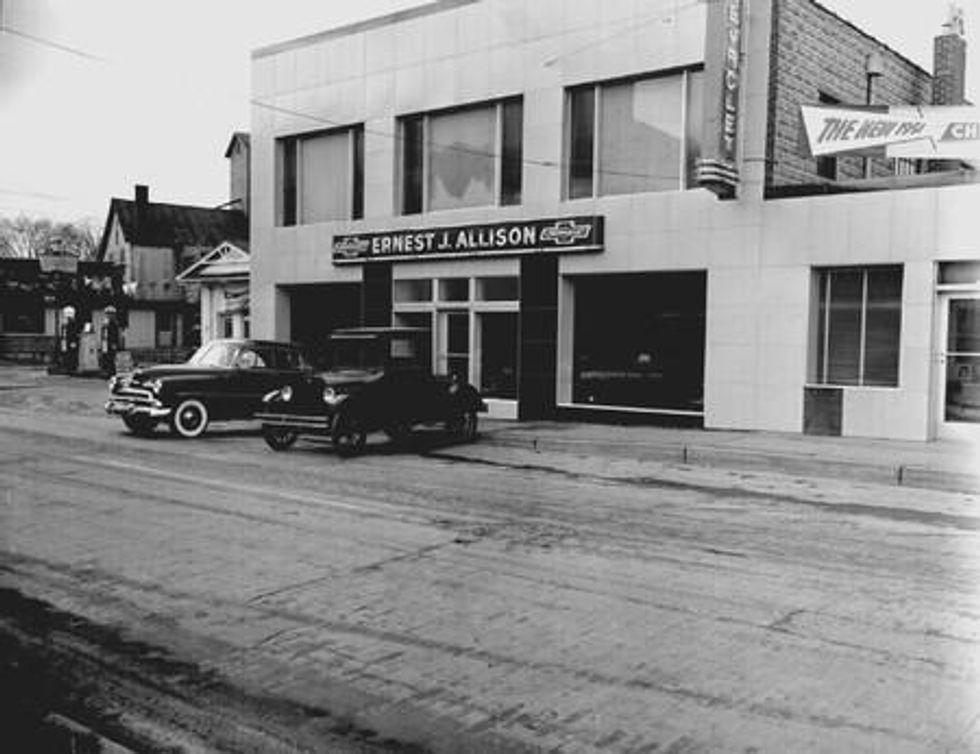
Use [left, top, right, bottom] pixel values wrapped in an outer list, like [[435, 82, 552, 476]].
[[95, 184, 248, 359], [248, 0, 979, 442], [175, 241, 251, 342]]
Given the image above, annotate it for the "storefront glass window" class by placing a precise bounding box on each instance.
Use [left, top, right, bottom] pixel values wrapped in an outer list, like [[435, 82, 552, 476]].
[[393, 279, 433, 303], [438, 278, 469, 302], [815, 266, 902, 387], [572, 272, 706, 412], [476, 277, 518, 301], [864, 268, 903, 386], [939, 261, 980, 285], [480, 313, 518, 399], [945, 299, 980, 423], [444, 311, 469, 379]]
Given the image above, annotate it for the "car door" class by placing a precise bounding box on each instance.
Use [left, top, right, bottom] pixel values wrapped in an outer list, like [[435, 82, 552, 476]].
[[225, 345, 282, 418]]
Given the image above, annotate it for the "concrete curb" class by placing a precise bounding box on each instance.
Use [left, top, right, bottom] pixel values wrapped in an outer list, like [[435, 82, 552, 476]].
[[476, 432, 980, 494]]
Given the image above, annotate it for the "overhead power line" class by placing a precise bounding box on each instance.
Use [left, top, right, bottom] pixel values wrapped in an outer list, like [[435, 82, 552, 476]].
[[0, 20, 107, 62], [250, 96, 700, 184], [0, 187, 70, 202], [543, 0, 705, 68]]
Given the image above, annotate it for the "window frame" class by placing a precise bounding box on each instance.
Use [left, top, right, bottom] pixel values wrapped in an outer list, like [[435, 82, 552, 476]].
[[397, 97, 523, 216], [276, 123, 365, 226], [563, 67, 704, 200], [812, 265, 903, 388]]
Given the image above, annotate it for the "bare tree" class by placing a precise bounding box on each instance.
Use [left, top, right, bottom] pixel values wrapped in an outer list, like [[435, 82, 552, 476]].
[[0, 215, 102, 259]]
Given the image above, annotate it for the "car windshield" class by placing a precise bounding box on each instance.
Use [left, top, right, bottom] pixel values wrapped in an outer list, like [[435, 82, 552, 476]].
[[327, 334, 422, 370], [187, 342, 237, 367], [329, 338, 383, 370]]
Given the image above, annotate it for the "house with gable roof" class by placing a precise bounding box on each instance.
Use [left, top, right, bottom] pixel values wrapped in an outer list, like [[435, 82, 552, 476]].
[[96, 134, 251, 356]]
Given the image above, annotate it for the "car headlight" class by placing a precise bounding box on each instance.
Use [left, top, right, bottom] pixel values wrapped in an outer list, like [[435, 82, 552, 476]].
[[145, 379, 163, 394], [322, 386, 337, 403], [280, 385, 293, 402], [108, 375, 118, 391]]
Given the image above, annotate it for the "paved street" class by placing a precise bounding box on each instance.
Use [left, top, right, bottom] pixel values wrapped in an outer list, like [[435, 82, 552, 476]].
[[1, 372, 978, 752]]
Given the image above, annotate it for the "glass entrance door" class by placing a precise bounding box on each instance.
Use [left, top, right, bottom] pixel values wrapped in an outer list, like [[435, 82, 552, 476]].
[[438, 311, 469, 380], [940, 294, 980, 438]]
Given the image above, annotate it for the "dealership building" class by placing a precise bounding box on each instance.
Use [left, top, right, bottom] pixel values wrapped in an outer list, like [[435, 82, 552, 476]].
[[248, 0, 980, 441]]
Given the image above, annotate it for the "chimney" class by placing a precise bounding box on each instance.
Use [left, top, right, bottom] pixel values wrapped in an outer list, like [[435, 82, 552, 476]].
[[933, 4, 967, 105], [134, 184, 149, 230]]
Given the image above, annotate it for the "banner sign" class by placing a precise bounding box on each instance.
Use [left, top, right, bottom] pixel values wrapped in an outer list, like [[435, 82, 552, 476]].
[[333, 216, 604, 263], [801, 104, 980, 159]]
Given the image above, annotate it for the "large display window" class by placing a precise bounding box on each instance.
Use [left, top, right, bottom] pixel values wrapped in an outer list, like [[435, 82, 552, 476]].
[[571, 271, 706, 413]]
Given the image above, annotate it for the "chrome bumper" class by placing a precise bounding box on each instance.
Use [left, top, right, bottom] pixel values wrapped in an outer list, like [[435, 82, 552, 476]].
[[105, 398, 172, 420], [255, 411, 333, 434]]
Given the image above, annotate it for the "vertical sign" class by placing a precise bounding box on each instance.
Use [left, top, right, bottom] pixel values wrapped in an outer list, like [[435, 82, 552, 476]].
[[720, 0, 743, 164], [696, 0, 745, 198]]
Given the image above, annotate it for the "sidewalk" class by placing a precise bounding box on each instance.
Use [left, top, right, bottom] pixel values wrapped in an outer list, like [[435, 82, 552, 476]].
[[472, 417, 980, 494], [1, 362, 977, 493]]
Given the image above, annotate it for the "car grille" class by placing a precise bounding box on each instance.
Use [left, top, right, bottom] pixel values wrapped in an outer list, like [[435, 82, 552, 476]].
[[111, 387, 156, 405]]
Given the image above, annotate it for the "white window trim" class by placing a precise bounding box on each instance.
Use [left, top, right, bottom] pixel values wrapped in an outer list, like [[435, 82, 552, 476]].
[[281, 125, 362, 226], [566, 69, 700, 200]]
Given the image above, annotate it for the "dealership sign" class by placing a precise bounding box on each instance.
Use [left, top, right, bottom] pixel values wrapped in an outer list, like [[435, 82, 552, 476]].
[[695, 0, 744, 198], [332, 216, 604, 263], [801, 105, 980, 159]]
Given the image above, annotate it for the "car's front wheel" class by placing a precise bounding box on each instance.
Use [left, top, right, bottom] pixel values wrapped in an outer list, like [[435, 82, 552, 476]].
[[263, 426, 298, 451], [170, 398, 209, 438], [122, 415, 157, 437], [332, 414, 366, 457]]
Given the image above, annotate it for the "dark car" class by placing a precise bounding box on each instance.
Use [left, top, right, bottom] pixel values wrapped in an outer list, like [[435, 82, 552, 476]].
[[255, 327, 486, 456], [105, 339, 313, 438]]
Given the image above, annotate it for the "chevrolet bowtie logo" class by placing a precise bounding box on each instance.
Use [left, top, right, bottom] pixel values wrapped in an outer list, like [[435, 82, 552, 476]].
[[333, 237, 370, 258], [540, 220, 592, 245]]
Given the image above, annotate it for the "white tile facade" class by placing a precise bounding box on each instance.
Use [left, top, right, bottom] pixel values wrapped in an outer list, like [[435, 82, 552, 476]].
[[250, 0, 980, 440]]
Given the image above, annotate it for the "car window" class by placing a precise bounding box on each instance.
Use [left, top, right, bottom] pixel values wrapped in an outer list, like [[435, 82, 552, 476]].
[[276, 346, 310, 371], [235, 348, 266, 369], [188, 342, 236, 367]]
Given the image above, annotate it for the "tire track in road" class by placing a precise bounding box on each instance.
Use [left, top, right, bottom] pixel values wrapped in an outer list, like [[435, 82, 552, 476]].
[[3, 410, 979, 752]]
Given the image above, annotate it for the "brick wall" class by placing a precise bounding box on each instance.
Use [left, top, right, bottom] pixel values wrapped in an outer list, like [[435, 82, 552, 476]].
[[767, 0, 933, 187]]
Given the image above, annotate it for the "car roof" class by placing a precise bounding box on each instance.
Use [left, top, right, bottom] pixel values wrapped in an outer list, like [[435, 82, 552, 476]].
[[330, 327, 429, 339], [205, 338, 301, 349]]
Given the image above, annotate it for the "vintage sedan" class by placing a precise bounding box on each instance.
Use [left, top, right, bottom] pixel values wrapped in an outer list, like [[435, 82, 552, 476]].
[[105, 339, 313, 438], [256, 327, 486, 456]]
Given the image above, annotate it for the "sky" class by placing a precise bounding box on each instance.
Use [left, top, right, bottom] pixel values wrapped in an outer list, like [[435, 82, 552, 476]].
[[0, 0, 977, 224]]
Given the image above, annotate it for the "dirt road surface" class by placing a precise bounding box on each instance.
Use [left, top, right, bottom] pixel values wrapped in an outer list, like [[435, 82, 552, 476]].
[[1, 376, 978, 752]]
